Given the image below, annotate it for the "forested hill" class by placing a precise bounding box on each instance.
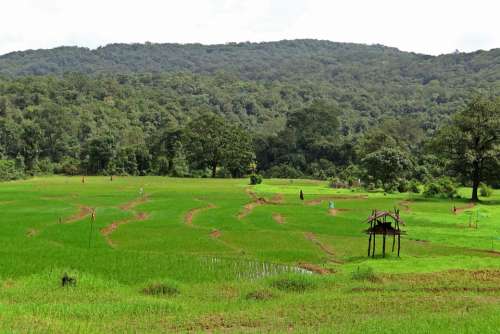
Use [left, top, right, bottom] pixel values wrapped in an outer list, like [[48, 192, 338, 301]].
[[2, 40, 500, 125], [1, 40, 500, 84], [0, 40, 499, 182]]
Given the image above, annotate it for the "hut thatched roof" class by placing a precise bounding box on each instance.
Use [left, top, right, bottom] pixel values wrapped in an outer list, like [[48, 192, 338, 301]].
[[365, 210, 405, 225]]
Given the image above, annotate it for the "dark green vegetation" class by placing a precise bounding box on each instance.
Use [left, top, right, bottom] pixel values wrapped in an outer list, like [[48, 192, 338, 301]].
[[0, 40, 499, 199], [0, 177, 498, 332]]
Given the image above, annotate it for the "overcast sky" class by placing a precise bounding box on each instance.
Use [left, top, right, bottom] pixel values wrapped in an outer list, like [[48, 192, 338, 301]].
[[0, 0, 498, 56]]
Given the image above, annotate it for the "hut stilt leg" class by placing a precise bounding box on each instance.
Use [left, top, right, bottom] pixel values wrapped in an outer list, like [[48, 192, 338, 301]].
[[392, 234, 396, 252], [382, 233, 386, 258], [368, 233, 372, 257], [397, 234, 401, 257], [372, 234, 376, 258]]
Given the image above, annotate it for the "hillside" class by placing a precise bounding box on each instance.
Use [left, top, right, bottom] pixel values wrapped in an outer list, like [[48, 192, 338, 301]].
[[0, 40, 499, 180], [1, 39, 500, 123]]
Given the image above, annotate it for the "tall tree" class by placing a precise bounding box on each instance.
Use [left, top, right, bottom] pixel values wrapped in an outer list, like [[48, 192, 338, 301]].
[[184, 114, 254, 177], [432, 97, 500, 201]]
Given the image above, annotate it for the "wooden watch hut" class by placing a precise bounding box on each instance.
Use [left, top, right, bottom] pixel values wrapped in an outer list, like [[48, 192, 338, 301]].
[[365, 209, 405, 258]]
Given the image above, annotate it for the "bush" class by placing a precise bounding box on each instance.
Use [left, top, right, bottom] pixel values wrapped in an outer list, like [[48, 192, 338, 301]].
[[479, 183, 493, 197], [142, 280, 180, 297], [409, 180, 421, 194], [245, 289, 275, 301], [270, 274, 317, 293], [249, 173, 263, 185], [57, 157, 81, 175], [0, 159, 25, 181], [396, 179, 410, 193], [351, 266, 377, 282], [266, 164, 303, 179], [329, 177, 348, 189], [424, 177, 458, 198]]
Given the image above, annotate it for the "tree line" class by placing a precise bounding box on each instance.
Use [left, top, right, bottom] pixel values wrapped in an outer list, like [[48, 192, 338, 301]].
[[0, 73, 498, 201]]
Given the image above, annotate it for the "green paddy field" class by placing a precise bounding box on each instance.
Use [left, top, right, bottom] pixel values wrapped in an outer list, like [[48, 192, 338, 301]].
[[0, 176, 498, 333]]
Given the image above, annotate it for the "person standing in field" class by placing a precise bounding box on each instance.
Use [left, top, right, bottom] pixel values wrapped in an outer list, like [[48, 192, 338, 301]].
[[300, 190, 304, 201]]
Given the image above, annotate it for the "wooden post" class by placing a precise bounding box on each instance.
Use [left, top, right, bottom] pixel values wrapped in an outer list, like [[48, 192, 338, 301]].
[[397, 234, 401, 257], [372, 234, 376, 258], [368, 233, 372, 257], [382, 233, 386, 258], [392, 234, 396, 252]]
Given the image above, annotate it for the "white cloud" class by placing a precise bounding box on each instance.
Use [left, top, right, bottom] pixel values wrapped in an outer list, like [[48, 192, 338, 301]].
[[0, 0, 498, 55]]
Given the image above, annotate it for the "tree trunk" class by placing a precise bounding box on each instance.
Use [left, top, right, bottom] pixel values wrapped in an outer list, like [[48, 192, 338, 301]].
[[471, 179, 480, 202], [211, 162, 217, 178], [471, 161, 480, 202]]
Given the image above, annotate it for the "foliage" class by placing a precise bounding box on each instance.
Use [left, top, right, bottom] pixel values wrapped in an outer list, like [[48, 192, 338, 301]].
[[351, 266, 377, 282], [432, 96, 500, 200], [0, 159, 24, 181], [423, 177, 458, 198], [245, 289, 275, 301], [142, 280, 180, 297], [249, 173, 263, 185], [362, 148, 413, 188], [270, 274, 317, 293], [479, 183, 493, 198]]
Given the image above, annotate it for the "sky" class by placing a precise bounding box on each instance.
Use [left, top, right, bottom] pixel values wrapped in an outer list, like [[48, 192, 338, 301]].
[[0, 0, 498, 56]]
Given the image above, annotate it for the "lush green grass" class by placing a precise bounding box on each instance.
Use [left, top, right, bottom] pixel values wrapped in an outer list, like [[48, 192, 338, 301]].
[[0, 176, 499, 333]]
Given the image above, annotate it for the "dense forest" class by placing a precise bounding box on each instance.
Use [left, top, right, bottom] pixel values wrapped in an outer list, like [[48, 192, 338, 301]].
[[0, 40, 499, 197]]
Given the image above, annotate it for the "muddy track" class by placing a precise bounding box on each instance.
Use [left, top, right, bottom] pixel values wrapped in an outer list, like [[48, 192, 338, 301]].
[[272, 213, 286, 224], [328, 208, 350, 216], [351, 286, 500, 293], [210, 229, 221, 238], [298, 262, 335, 275], [238, 189, 284, 220], [304, 232, 343, 264], [100, 195, 151, 247], [398, 200, 413, 212], [185, 203, 217, 226], [454, 202, 476, 214], [305, 195, 368, 206], [63, 205, 93, 224], [26, 228, 39, 237], [119, 195, 149, 211]]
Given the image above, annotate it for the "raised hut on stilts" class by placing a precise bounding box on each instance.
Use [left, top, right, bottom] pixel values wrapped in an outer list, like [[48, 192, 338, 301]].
[[365, 209, 405, 258]]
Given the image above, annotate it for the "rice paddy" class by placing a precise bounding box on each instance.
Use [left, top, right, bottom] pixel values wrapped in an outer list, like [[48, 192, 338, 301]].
[[0, 176, 499, 333]]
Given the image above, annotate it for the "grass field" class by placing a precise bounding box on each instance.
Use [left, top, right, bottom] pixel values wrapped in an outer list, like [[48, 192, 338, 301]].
[[0, 176, 499, 333]]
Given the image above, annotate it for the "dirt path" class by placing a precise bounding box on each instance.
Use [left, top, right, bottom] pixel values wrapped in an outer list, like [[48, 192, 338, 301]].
[[272, 213, 286, 224], [398, 200, 413, 212], [185, 203, 217, 226], [100, 195, 151, 247], [238, 189, 284, 220], [454, 202, 476, 214], [304, 232, 343, 264], [328, 208, 350, 216], [26, 228, 39, 237], [305, 195, 368, 206], [63, 205, 93, 223], [210, 229, 221, 238], [119, 195, 149, 211], [298, 262, 334, 275]]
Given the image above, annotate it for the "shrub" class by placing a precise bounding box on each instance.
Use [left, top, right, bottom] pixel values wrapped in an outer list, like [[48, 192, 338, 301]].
[[245, 289, 275, 301], [329, 177, 348, 189], [351, 266, 377, 282], [142, 280, 180, 297], [249, 173, 263, 185], [270, 274, 317, 293], [424, 177, 458, 198], [396, 179, 410, 193], [479, 183, 493, 197], [0, 159, 25, 181], [266, 164, 303, 179], [57, 157, 81, 175], [409, 180, 421, 194]]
